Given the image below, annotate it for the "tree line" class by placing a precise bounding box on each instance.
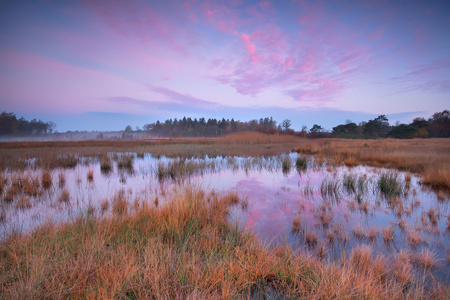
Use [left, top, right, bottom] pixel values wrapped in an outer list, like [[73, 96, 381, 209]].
[[331, 110, 449, 138], [140, 110, 449, 139], [1, 110, 448, 139], [0, 112, 56, 136]]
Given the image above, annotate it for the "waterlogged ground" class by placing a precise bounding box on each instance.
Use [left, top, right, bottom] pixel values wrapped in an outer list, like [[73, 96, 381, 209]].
[[1, 153, 449, 282]]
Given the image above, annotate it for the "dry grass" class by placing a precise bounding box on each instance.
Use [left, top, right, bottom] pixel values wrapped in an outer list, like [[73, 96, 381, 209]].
[[41, 171, 52, 189], [112, 190, 128, 216], [59, 189, 70, 203], [393, 250, 413, 287], [1, 136, 448, 189], [100, 199, 109, 213], [414, 249, 440, 269], [427, 208, 438, 225], [15, 195, 31, 210], [349, 245, 373, 273], [87, 170, 94, 182], [407, 229, 424, 247], [305, 231, 318, 246], [292, 214, 302, 232], [295, 138, 450, 189], [3, 186, 445, 298], [382, 226, 394, 242]]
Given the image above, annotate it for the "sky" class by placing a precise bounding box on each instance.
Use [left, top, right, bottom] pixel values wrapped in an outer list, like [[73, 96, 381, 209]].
[[0, 0, 449, 132]]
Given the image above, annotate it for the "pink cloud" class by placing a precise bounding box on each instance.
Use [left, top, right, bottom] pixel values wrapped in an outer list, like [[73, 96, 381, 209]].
[[241, 33, 258, 62], [0, 49, 131, 113]]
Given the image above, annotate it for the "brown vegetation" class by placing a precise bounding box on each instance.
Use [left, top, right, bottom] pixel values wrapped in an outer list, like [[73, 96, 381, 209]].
[[3, 187, 447, 298]]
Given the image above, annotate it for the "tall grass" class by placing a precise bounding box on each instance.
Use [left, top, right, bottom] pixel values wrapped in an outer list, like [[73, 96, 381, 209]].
[[378, 172, 403, 198], [0, 186, 446, 298], [282, 155, 291, 174], [296, 156, 308, 172], [320, 177, 340, 199]]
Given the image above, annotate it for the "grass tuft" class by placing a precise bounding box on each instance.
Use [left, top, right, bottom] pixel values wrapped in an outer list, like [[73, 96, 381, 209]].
[[41, 171, 52, 189], [378, 172, 402, 198]]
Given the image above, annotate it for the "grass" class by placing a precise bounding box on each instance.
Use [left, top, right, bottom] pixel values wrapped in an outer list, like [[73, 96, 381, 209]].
[[282, 155, 291, 174], [320, 177, 340, 199], [407, 229, 424, 247], [117, 154, 134, 172], [59, 189, 70, 203], [414, 249, 440, 269], [294, 138, 450, 189], [378, 172, 403, 198], [382, 226, 394, 242], [292, 214, 302, 232], [41, 171, 52, 189], [87, 170, 94, 181], [1, 135, 448, 188], [3, 185, 444, 299], [99, 154, 112, 174], [343, 173, 357, 194], [295, 156, 308, 172]]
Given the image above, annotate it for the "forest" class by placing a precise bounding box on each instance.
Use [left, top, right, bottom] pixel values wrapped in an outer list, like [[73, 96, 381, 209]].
[[1, 110, 449, 139], [140, 110, 449, 139], [0, 112, 56, 136]]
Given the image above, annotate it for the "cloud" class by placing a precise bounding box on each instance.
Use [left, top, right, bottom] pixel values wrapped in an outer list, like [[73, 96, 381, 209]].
[[389, 58, 450, 93], [107, 85, 222, 114]]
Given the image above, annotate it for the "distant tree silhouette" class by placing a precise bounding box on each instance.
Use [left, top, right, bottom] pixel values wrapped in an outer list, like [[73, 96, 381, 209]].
[[0, 112, 55, 136]]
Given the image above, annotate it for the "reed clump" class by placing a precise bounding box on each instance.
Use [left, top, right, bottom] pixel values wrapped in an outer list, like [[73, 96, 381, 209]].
[[59, 189, 70, 203], [99, 154, 112, 174], [378, 172, 402, 198], [296, 156, 308, 172], [41, 171, 52, 189], [282, 155, 291, 174], [117, 154, 134, 172]]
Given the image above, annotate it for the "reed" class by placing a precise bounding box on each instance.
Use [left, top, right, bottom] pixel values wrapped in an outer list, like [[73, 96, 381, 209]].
[[87, 170, 94, 182], [282, 155, 291, 174], [41, 171, 52, 189], [343, 173, 357, 194], [58, 172, 66, 187], [59, 189, 70, 202], [292, 214, 302, 232], [112, 189, 128, 216], [414, 249, 439, 269], [295, 156, 308, 172], [382, 226, 394, 242], [407, 229, 424, 247], [99, 154, 112, 174], [378, 172, 402, 198]]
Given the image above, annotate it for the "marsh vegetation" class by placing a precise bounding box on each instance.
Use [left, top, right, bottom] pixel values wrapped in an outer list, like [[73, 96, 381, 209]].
[[0, 134, 449, 298]]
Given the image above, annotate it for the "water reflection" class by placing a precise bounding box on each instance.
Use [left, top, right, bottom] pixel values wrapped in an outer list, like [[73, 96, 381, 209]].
[[0, 153, 448, 282]]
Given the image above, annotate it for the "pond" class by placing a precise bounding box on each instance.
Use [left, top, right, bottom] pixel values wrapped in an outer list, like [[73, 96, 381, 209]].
[[1, 152, 449, 283]]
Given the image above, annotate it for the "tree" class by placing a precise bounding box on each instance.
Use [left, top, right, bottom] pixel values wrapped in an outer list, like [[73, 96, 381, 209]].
[[310, 124, 322, 133], [282, 119, 291, 131], [332, 122, 358, 136], [387, 124, 417, 139], [124, 125, 133, 132], [428, 110, 450, 137], [363, 115, 389, 137]]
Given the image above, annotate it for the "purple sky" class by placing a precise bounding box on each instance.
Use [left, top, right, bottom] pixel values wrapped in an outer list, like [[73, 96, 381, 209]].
[[1, 0, 449, 132]]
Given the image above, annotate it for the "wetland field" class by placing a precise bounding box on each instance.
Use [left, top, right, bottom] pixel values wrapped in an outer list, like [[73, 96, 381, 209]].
[[0, 133, 449, 299]]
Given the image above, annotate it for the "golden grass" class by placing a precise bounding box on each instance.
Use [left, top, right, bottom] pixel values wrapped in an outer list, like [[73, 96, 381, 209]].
[[292, 214, 301, 232], [382, 226, 394, 242], [41, 171, 52, 189], [0, 185, 441, 299], [407, 229, 424, 247], [414, 249, 440, 269], [295, 138, 450, 189], [0, 135, 448, 189]]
